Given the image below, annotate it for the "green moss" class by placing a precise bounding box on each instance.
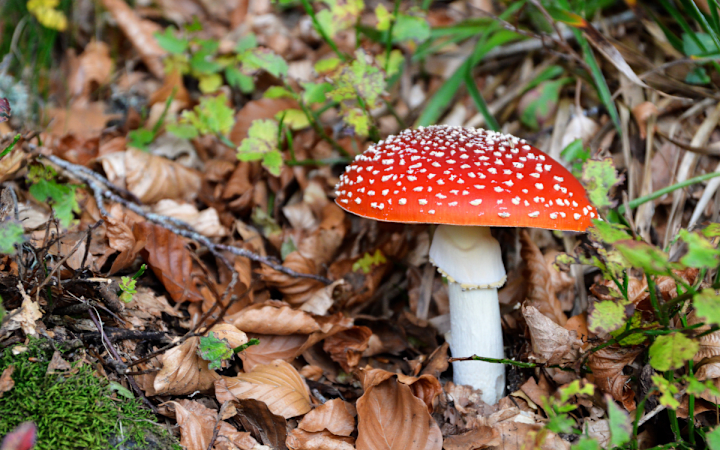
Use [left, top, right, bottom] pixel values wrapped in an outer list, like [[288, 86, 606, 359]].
[[0, 339, 181, 450]]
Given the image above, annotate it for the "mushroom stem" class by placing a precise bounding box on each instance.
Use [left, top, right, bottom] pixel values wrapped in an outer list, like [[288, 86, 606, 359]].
[[429, 225, 506, 405]]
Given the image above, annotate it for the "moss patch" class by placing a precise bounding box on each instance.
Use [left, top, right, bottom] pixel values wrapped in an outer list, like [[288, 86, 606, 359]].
[[0, 339, 180, 450]]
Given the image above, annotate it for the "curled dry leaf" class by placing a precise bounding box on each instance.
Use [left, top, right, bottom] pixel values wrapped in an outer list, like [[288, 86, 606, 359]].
[[216, 360, 312, 418], [231, 398, 288, 450], [260, 252, 324, 305], [287, 429, 355, 450], [520, 231, 567, 325], [123, 286, 182, 325], [230, 301, 322, 335], [208, 323, 249, 349], [631, 101, 659, 139], [6, 294, 43, 337], [587, 346, 643, 410], [323, 326, 372, 372], [523, 305, 581, 365], [298, 398, 357, 436], [154, 337, 220, 395], [442, 426, 500, 450], [688, 311, 720, 381], [240, 334, 308, 372], [0, 366, 15, 397], [356, 376, 443, 450], [361, 368, 442, 414], [125, 149, 201, 203], [104, 204, 144, 274], [168, 400, 216, 450], [101, 0, 166, 78], [214, 422, 266, 450], [153, 200, 228, 238], [68, 41, 113, 102], [134, 221, 206, 303]]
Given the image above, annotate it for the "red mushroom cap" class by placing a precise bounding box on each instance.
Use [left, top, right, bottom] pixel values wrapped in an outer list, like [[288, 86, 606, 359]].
[[334, 126, 596, 231]]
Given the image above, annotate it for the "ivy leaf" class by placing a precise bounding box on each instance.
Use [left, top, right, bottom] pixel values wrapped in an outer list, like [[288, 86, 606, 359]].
[[243, 48, 288, 79], [679, 229, 720, 269], [197, 332, 234, 371], [237, 119, 283, 176], [589, 300, 626, 334], [606, 395, 631, 447], [0, 221, 24, 255], [352, 249, 386, 273], [693, 289, 720, 326], [581, 157, 622, 209], [392, 13, 430, 43], [615, 240, 679, 275], [27, 165, 79, 229], [226, 66, 254, 93], [648, 332, 699, 371], [652, 374, 680, 409], [154, 28, 189, 54]]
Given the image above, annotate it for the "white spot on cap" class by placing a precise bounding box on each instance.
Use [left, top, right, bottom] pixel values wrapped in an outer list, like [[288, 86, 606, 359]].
[[429, 210, 436, 214], [535, 183, 543, 190], [529, 211, 539, 217], [419, 199, 428, 205], [498, 212, 510, 218], [550, 212, 558, 219], [399, 198, 407, 205], [470, 199, 483, 206]]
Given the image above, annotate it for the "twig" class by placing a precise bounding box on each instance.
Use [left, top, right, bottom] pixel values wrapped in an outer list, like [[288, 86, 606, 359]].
[[449, 354, 539, 369], [207, 401, 232, 450], [44, 155, 332, 284]]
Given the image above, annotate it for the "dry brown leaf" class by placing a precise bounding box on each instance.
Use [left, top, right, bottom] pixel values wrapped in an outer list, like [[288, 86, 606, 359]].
[[688, 311, 720, 381], [240, 334, 308, 372], [102, 0, 166, 78], [124, 286, 181, 323], [0, 366, 14, 397], [153, 200, 228, 238], [323, 326, 372, 371], [68, 41, 113, 102], [216, 360, 312, 418], [46, 351, 72, 374], [169, 400, 215, 450], [125, 149, 201, 203], [134, 221, 206, 303], [229, 301, 321, 335], [490, 422, 569, 450], [261, 252, 324, 305], [591, 269, 698, 311], [287, 429, 356, 450], [361, 368, 442, 414], [442, 426, 500, 450], [520, 231, 567, 325], [631, 102, 659, 139], [523, 305, 581, 365], [230, 98, 299, 145], [154, 337, 220, 395], [298, 399, 357, 436], [208, 323, 249, 349], [46, 101, 119, 140], [587, 346, 643, 410], [149, 69, 190, 108], [215, 422, 266, 450], [230, 398, 287, 449], [356, 376, 442, 450]]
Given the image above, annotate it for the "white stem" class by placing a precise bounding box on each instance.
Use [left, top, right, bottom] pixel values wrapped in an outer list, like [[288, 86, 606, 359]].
[[429, 225, 506, 405], [448, 283, 505, 405]]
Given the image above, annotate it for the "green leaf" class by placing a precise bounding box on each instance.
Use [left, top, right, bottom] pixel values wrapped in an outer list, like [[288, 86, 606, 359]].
[[375, 4, 393, 31], [342, 107, 370, 137], [352, 249, 387, 273], [327, 50, 385, 108], [167, 122, 199, 139], [190, 50, 223, 75], [315, 57, 342, 74], [558, 380, 595, 403], [649, 332, 699, 371], [199, 73, 223, 93], [704, 223, 720, 237], [118, 276, 137, 303], [301, 82, 333, 104], [265, 86, 298, 100], [610, 311, 648, 346], [707, 426, 720, 450], [606, 396, 631, 447], [679, 229, 720, 269], [235, 33, 258, 53], [519, 79, 570, 130], [108, 381, 135, 400], [686, 66, 711, 84], [546, 414, 576, 434], [127, 128, 155, 151], [686, 374, 720, 398], [174, 93, 235, 137], [0, 221, 24, 255], [616, 240, 679, 275], [276, 109, 310, 130], [589, 300, 626, 334], [376, 50, 404, 77], [694, 289, 720, 326], [237, 119, 283, 176], [198, 332, 234, 371], [262, 150, 284, 177], [589, 220, 632, 244], [28, 165, 80, 229], [682, 32, 717, 56], [652, 374, 680, 409], [571, 437, 600, 450], [154, 28, 189, 55], [226, 66, 255, 93], [581, 157, 622, 209], [393, 13, 431, 43], [232, 337, 260, 353], [243, 48, 288, 78], [281, 237, 298, 260], [560, 138, 590, 175]]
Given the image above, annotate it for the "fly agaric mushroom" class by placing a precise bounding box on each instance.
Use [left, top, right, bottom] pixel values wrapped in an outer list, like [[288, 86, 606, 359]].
[[334, 126, 596, 404]]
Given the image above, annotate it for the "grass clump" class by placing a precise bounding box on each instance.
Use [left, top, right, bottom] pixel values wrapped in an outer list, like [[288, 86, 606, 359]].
[[0, 339, 180, 450]]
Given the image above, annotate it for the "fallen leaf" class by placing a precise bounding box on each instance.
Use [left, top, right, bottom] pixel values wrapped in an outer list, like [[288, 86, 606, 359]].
[[523, 305, 581, 365], [208, 323, 249, 349], [229, 301, 322, 335], [323, 326, 372, 371], [154, 337, 220, 395], [287, 429, 355, 450], [688, 310, 720, 381], [240, 334, 308, 372], [46, 351, 72, 374], [587, 346, 643, 410], [0, 366, 14, 397], [68, 41, 113, 102], [102, 0, 166, 78], [46, 101, 118, 140], [123, 149, 201, 204], [356, 376, 443, 450], [442, 426, 500, 450], [214, 422, 266, 450], [261, 252, 324, 305], [153, 200, 228, 238], [123, 286, 182, 322], [6, 290, 43, 337], [217, 360, 312, 418], [134, 221, 206, 303], [520, 231, 567, 326], [490, 421, 569, 450], [298, 398, 357, 436], [169, 400, 216, 450], [229, 397, 288, 450]]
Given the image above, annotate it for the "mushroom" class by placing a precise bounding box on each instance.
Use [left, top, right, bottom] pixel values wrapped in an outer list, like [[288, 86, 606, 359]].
[[334, 126, 595, 404]]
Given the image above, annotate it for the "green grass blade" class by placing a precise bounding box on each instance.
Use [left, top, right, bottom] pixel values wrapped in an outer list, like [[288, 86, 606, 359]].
[[464, 69, 499, 131], [677, 0, 720, 51], [618, 171, 720, 214]]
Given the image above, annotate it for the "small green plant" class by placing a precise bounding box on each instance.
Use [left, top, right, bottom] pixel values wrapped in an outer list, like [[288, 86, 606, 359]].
[[0, 221, 25, 255], [118, 264, 147, 303], [27, 164, 79, 228], [352, 249, 387, 274], [198, 334, 260, 370]]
